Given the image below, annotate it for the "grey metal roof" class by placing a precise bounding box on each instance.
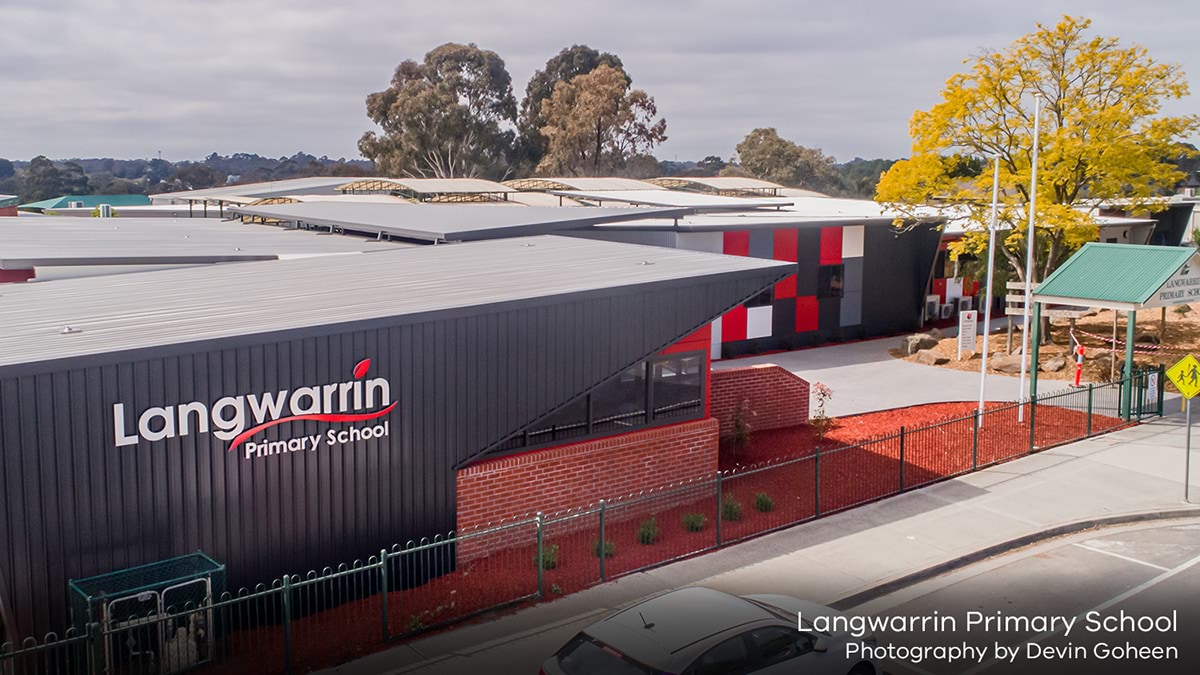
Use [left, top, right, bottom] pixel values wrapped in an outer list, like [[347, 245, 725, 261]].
[[548, 189, 793, 210], [649, 176, 785, 190], [150, 178, 368, 204], [338, 178, 515, 194], [503, 177, 666, 191], [0, 235, 792, 370], [0, 217, 408, 269], [229, 202, 693, 242]]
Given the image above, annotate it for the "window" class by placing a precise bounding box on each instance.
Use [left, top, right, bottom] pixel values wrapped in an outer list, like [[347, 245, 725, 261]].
[[555, 634, 656, 675], [592, 362, 648, 433], [688, 636, 750, 675], [652, 354, 703, 421], [745, 288, 772, 308], [747, 626, 813, 669], [818, 265, 844, 299]]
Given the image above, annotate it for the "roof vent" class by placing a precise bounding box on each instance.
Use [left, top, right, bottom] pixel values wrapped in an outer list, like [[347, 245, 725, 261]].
[[60, 325, 83, 335], [639, 260, 656, 265], [521, 243, 536, 247]]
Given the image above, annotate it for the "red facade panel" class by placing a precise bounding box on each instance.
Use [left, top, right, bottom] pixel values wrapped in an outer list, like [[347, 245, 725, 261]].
[[795, 296, 818, 332], [774, 275, 797, 300], [773, 228, 799, 262], [819, 227, 843, 265], [723, 305, 748, 342], [723, 230, 750, 257]]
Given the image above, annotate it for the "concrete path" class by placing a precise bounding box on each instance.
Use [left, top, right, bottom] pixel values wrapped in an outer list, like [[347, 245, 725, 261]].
[[711, 335, 1078, 417], [320, 415, 1199, 675]]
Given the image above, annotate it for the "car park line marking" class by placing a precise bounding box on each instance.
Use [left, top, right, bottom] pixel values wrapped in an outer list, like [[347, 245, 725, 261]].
[[960, 550, 1200, 674], [1070, 542, 1171, 572]]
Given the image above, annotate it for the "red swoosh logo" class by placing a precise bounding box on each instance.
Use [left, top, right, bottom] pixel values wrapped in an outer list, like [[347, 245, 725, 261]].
[[228, 402, 398, 451]]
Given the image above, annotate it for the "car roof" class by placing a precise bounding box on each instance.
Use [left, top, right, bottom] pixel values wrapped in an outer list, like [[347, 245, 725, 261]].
[[585, 587, 776, 669]]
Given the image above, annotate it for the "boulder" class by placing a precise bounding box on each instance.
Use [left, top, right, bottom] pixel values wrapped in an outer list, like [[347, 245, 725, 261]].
[[915, 349, 950, 366], [1040, 356, 1068, 373], [902, 333, 940, 355], [1135, 333, 1161, 345], [928, 327, 945, 341], [991, 354, 1024, 373]]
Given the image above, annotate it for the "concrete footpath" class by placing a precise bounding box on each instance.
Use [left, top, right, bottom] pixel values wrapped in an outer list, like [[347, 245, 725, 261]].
[[322, 414, 1200, 675]]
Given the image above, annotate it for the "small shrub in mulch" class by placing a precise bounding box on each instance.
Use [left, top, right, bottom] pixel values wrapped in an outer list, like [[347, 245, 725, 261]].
[[535, 543, 559, 570], [636, 518, 661, 545], [592, 538, 615, 558], [682, 512, 707, 532], [721, 494, 743, 521], [754, 491, 774, 512]]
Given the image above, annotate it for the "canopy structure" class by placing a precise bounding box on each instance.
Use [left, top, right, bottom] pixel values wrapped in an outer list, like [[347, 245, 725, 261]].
[[336, 178, 516, 202], [503, 177, 665, 192], [547, 189, 791, 211], [646, 176, 784, 196], [1030, 242, 1200, 418], [230, 202, 692, 242]]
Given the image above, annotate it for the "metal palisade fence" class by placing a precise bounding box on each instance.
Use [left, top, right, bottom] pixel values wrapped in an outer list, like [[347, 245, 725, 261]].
[[0, 370, 1164, 675]]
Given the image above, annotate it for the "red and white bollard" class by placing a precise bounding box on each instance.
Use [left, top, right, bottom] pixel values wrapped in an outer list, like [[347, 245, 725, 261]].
[[1074, 344, 1085, 387]]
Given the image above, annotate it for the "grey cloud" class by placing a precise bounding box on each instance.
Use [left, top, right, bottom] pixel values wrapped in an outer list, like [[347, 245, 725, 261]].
[[1, 0, 1196, 163]]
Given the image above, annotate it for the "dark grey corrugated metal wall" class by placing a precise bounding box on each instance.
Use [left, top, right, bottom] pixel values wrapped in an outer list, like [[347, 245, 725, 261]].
[[0, 271, 783, 638]]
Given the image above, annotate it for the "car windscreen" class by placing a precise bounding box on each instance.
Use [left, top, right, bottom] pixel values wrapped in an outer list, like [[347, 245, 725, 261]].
[[556, 634, 657, 675]]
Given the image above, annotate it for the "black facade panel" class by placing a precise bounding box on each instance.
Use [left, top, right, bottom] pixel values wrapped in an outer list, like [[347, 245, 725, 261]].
[[0, 271, 785, 639], [860, 223, 941, 336], [795, 229, 821, 296], [817, 298, 841, 339]]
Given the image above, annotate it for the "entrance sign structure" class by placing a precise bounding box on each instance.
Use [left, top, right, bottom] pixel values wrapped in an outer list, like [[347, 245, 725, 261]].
[[1031, 242, 1200, 420]]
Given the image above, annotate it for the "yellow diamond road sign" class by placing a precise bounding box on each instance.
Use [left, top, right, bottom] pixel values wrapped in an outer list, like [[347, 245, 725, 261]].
[[1166, 354, 1200, 400]]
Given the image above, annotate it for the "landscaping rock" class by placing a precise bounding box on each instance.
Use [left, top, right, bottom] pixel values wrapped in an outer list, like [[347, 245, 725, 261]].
[[902, 333, 940, 355], [916, 349, 950, 366], [1040, 356, 1067, 373], [991, 354, 1024, 373], [1135, 333, 1161, 345], [928, 327, 945, 341]]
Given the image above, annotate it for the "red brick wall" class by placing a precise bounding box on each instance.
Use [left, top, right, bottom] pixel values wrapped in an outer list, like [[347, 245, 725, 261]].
[[710, 365, 810, 436], [456, 417, 719, 534]]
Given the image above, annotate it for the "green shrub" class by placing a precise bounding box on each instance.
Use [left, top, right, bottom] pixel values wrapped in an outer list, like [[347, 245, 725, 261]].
[[683, 512, 707, 532], [550, 583, 563, 595], [721, 494, 743, 521], [637, 517, 661, 544], [406, 615, 426, 632], [536, 543, 559, 570], [592, 538, 615, 558], [754, 491, 774, 513]]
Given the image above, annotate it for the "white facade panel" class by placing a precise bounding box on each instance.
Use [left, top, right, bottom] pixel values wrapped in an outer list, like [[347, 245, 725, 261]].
[[676, 232, 725, 254], [842, 225, 865, 258], [746, 305, 773, 339], [710, 316, 723, 360]]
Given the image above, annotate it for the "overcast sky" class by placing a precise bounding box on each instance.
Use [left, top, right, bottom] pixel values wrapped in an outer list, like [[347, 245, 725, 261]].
[[2, 0, 1197, 164]]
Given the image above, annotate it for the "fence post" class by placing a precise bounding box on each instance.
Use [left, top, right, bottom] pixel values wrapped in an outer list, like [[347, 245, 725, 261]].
[[1029, 393, 1037, 453], [813, 449, 821, 517], [1086, 384, 1094, 437], [598, 500, 607, 581], [535, 512, 545, 599], [1157, 364, 1166, 417], [972, 411, 979, 470], [715, 474, 724, 546], [87, 621, 103, 675], [1136, 371, 1143, 419], [899, 427, 906, 490], [379, 549, 390, 641], [281, 576, 294, 675]]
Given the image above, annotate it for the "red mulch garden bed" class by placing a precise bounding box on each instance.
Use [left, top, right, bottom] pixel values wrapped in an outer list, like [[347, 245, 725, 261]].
[[196, 400, 1130, 674]]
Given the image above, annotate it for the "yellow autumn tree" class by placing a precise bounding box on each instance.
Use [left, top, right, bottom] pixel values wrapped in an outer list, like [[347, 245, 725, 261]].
[[877, 15, 1198, 285]]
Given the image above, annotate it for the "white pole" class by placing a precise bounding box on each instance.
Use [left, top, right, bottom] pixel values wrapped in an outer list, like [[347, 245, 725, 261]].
[[1018, 95, 1042, 421], [1187, 399, 1193, 504], [977, 155, 1002, 423]]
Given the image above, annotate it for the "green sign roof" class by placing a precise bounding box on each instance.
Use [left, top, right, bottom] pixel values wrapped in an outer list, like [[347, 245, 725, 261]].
[[1034, 242, 1198, 309], [19, 194, 151, 211]]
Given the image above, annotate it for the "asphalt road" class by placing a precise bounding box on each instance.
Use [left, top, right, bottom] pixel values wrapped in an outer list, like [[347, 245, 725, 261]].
[[851, 520, 1200, 675]]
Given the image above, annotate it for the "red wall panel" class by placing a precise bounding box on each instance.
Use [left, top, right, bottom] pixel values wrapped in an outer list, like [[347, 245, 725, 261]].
[[773, 228, 798, 262], [795, 296, 818, 332], [723, 230, 750, 256], [774, 275, 797, 300], [820, 227, 843, 265], [723, 305, 748, 342]]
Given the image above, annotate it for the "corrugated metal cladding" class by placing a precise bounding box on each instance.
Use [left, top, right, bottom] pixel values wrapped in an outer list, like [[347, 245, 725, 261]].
[[0, 271, 785, 639]]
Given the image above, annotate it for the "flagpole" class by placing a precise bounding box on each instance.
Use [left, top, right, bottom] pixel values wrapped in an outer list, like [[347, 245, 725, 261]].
[[1018, 95, 1041, 422], [977, 155, 1001, 422]]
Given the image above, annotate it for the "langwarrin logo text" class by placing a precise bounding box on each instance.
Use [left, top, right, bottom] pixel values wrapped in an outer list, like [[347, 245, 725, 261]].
[[113, 358, 397, 457]]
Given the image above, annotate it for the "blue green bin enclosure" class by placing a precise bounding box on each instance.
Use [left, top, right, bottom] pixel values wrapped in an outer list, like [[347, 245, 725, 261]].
[[1032, 242, 1200, 419], [68, 552, 226, 629]]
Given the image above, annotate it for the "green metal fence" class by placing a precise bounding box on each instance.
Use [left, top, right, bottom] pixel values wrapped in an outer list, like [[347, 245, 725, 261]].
[[0, 374, 1163, 675]]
